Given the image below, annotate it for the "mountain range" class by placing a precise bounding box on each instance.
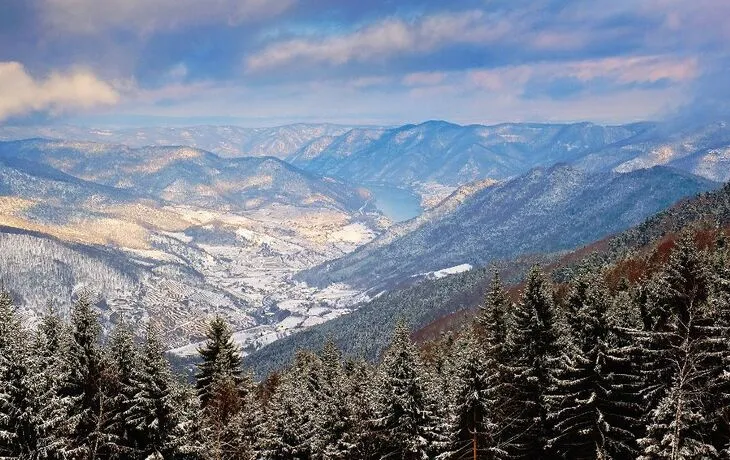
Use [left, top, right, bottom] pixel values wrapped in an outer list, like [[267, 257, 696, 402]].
[[8, 119, 728, 198], [0, 124, 356, 159], [0, 118, 729, 358]]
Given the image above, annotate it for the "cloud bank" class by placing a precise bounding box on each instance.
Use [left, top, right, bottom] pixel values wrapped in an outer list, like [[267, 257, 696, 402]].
[[0, 62, 119, 122], [1, 0, 727, 125]]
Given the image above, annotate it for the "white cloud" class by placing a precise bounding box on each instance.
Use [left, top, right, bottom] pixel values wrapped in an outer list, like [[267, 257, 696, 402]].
[[42, 0, 295, 34], [245, 10, 511, 72], [0, 62, 119, 122]]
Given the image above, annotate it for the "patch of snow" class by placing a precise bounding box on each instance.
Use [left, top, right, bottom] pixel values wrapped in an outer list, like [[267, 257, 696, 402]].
[[432, 263, 473, 279]]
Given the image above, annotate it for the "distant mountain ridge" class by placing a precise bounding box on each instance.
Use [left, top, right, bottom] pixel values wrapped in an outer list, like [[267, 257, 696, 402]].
[[0, 139, 371, 214], [6, 120, 728, 198], [290, 121, 652, 187], [0, 124, 359, 159]]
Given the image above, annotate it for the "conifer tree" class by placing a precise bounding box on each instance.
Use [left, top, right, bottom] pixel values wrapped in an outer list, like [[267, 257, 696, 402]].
[[548, 274, 642, 458], [106, 320, 142, 458], [33, 306, 77, 459], [478, 270, 509, 360], [260, 351, 320, 459], [706, 232, 730, 454], [314, 339, 357, 459], [342, 358, 378, 460], [65, 293, 114, 459], [169, 383, 205, 460], [0, 289, 43, 458], [195, 316, 243, 408], [502, 266, 559, 458], [446, 327, 504, 459], [225, 372, 260, 460], [128, 324, 180, 459], [372, 321, 444, 460], [636, 234, 717, 459], [638, 233, 710, 414], [638, 330, 717, 459], [476, 271, 510, 450]]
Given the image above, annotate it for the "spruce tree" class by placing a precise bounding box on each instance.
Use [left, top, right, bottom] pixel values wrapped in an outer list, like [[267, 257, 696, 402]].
[[502, 266, 559, 458], [128, 324, 180, 459], [225, 372, 260, 460], [638, 233, 710, 414], [106, 320, 142, 458], [195, 316, 243, 408], [260, 351, 320, 459], [314, 339, 357, 459], [0, 289, 43, 458], [65, 293, 114, 459], [343, 358, 378, 460], [638, 330, 718, 459], [372, 321, 444, 460], [33, 307, 77, 459], [446, 327, 504, 459], [476, 271, 510, 451], [168, 383, 205, 460], [636, 234, 717, 459], [548, 274, 642, 458], [706, 233, 730, 454]]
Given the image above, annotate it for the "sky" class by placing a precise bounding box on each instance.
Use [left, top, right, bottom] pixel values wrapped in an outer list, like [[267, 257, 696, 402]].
[[0, 0, 728, 127]]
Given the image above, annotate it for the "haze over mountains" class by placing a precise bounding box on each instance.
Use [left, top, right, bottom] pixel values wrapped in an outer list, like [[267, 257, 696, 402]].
[[0, 118, 729, 355], [0, 124, 356, 160]]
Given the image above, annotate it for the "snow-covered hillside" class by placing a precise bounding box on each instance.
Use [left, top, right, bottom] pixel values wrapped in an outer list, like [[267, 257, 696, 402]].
[[299, 165, 718, 290], [0, 140, 385, 352]]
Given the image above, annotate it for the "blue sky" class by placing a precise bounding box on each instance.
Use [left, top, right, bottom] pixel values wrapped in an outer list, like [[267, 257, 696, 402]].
[[0, 0, 728, 126]]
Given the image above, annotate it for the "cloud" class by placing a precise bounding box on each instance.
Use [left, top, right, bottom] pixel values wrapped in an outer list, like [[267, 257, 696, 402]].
[[402, 72, 446, 86], [466, 55, 697, 96], [245, 10, 511, 72], [41, 0, 295, 34], [0, 62, 119, 122], [562, 56, 698, 84], [97, 53, 693, 127]]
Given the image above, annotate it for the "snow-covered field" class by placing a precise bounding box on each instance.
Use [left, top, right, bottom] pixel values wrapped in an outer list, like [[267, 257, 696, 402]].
[[146, 208, 376, 356]]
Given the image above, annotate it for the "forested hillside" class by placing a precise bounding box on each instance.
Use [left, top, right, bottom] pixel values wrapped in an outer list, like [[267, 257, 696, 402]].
[[2, 229, 729, 459], [300, 165, 717, 290]]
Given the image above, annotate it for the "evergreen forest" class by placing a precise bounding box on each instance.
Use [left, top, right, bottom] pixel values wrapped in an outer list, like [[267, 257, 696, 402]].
[[1, 231, 730, 459]]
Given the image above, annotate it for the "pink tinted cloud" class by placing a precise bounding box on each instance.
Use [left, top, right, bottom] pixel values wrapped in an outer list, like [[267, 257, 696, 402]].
[[565, 56, 699, 84]]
